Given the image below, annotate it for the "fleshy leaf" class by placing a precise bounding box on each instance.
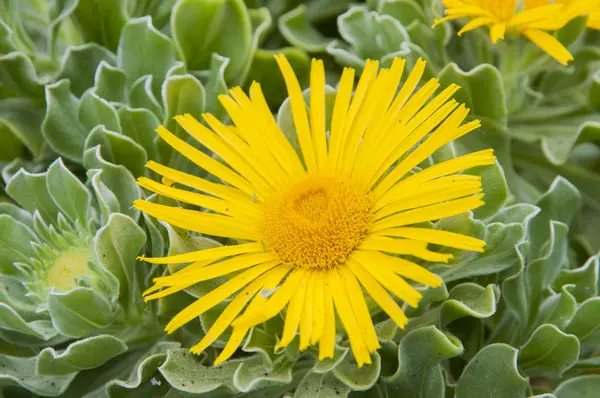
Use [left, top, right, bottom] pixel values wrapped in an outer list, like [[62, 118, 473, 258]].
[[279, 5, 332, 52], [332, 351, 381, 391], [553, 256, 599, 303], [0, 215, 38, 271], [295, 370, 352, 398], [565, 297, 600, 346], [0, 52, 44, 98], [455, 344, 528, 398], [83, 146, 141, 221], [5, 169, 60, 225], [384, 326, 463, 397], [247, 47, 310, 108], [0, 354, 76, 396], [328, 6, 412, 70], [0, 304, 57, 341], [158, 349, 238, 394], [117, 17, 177, 99], [518, 324, 579, 377], [46, 158, 91, 227], [118, 106, 160, 161], [71, 0, 127, 52], [233, 355, 294, 392], [554, 375, 600, 397], [129, 75, 163, 119], [0, 98, 46, 159], [84, 125, 147, 178], [94, 213, 146, 313], [78, 90, 121, 134], [440, 283, 499, 327], [36, 334, 128, 376], [41, 80, 88, 162], [47, 287, 115, 338], [57, 43, 116, 97], [171, 0, 252, 82], [93, 61, 128, 103]]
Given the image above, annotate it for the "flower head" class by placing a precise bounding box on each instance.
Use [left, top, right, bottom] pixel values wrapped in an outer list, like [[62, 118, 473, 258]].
[[434, 0, 600, 65], [135, 55, 495, 366]]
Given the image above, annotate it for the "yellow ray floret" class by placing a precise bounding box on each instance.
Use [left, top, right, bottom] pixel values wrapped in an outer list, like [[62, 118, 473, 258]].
[[433, 0, 600, 65], [134, 54, 495, 367]]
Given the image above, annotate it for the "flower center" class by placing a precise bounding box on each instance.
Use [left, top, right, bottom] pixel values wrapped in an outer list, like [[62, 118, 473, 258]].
[[45, 249, 92, 291], [263, 174, 372, 269]]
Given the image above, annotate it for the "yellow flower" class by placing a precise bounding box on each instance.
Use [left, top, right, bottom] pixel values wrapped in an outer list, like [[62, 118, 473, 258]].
[[432, 0, 600, 65], [135, 55, 495, 367]]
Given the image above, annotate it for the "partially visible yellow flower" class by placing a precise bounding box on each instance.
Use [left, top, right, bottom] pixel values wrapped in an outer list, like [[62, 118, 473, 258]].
[[135, 55, 494, 367], [433, 0, 600, 65]]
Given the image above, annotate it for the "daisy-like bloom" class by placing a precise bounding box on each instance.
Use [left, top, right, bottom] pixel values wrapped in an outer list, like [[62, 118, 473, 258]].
[[433, 0, 600, 65], [134, 54, 495, 366]]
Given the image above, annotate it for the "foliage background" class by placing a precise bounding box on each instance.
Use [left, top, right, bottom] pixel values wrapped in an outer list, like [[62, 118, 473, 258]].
[[0, 0, 599, 397]]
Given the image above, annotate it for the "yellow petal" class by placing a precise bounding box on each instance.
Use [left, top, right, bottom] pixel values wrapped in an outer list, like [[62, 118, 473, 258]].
[[329, 269, 372, 367], [522, 28, 574, 66], [346, 259, 409, 328], [275, 54, 316, 171], [372, 227, 486, 252], [310, 59, 328, 170]]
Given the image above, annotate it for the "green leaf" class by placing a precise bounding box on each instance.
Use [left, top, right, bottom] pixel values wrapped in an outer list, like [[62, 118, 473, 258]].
[[438, 63, 507, 127], [78, 90, 121, 133], [565, 297, 600, 345], [328, 6, 412, 69], [295, 370, 352, 398], [455, 344, 528, 398], [5, 169, 60, 225], [246, 47, 310, 108], [97, 341, 180, 397], [46, 158, 91, 227], [0, 214, 37, 270], [440, 283, 499, 327], [553, 256, 599, 303], [378, 0, 427, 26], [526, 222, 570, 318], [41, 79, 88, 162], [94, 213, 146, 312], [532, 285, 577, 332], [57, 43, 116, 97], [279, 5, 332, 52], [0, 354, 76, 396], [554, 375, 600, 398], [518, 324, 579, 377], [472, 161, 508, 220], [36, 334, 128, 376], [436, 221, 524, 282], [161, 73, 205, 150], [384, 326, 463, 397], [83, 146, 141, 221], [332, 352, 381, 391], [0, 52, 44, 98], [47, 287, 115, 338], [0, 98, 46, 158], [171, 0, 252, 82], [84, 125, 147, 178], [93, 61, 127, 103], [198, 53, 229, 120], [129, 75, 164, 119], [0, 304, 57, 341], [158, 349, 238, 394], [164, 225, 222, 298], [117, 17, 177, 99], [118, 106, 160, 161], [234, 355, 294, 392], [529, 176, 581, 255], [71, 0, 127, 52]]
